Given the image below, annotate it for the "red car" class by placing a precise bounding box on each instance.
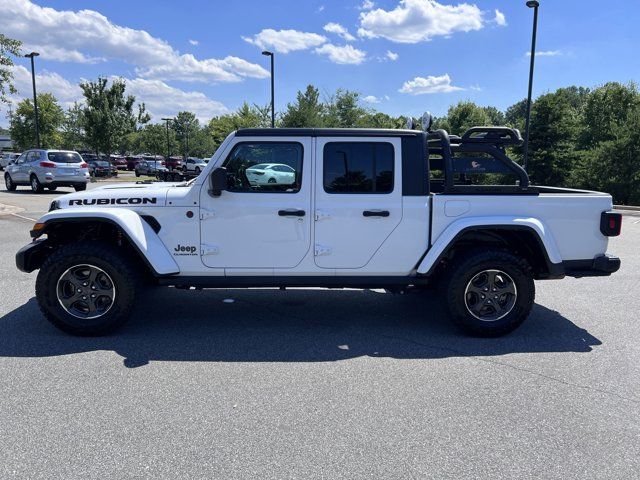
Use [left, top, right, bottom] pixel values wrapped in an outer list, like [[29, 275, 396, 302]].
[[164, 156, 183, 171], [110, 155, 128, 170]]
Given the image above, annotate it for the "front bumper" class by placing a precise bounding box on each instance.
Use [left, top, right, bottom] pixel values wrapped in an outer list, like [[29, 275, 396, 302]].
[[563, 254, 621, 278], [16, 239, 51, 273]]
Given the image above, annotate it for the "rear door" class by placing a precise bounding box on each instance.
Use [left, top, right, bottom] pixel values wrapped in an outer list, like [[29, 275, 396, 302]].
[[314, 137, 402, 269]]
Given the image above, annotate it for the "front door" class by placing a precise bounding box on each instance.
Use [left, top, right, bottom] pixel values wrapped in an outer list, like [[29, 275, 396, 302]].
[[314, 138, 402, 269], [199, 138, 312, 269]]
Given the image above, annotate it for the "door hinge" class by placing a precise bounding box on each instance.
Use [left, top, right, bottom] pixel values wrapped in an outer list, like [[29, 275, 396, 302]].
[[314, 244, 332, 256], [200, 208, 216, 221], [201, 244, 219, 256], [314, 210, 331, 221]]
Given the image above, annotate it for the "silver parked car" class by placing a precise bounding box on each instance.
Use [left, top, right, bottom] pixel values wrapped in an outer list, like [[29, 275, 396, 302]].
[[4, 149, 89, 192], [0, 152, 21, 170]]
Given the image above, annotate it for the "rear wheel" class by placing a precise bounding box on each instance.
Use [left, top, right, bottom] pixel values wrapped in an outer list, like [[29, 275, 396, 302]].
[[268, 177, 276, 184], [4, 173, 16, 191], [74, 184, 87, 192], [195, 166, 201, 174], [36, 242, 139, 336], [444, 249, 534, 337], [30, 174, 44, 193]]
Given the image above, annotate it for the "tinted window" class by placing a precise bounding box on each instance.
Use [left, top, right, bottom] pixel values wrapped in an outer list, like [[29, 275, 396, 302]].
[[48, 152, 82, 163], [323, 142, 394, 194], [222, 142, 303, 193]]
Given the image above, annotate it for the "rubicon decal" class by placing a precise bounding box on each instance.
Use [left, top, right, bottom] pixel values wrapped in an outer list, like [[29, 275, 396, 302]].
[[68, 198, 158, 206]]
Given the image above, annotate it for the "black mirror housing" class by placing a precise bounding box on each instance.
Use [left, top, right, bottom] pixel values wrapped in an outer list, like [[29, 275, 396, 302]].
[[209, 167, 227, 197]]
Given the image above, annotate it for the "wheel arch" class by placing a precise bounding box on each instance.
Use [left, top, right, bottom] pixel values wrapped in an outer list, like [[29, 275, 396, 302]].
[[29, 208, 179, 277], [416, 217, 564, 280]]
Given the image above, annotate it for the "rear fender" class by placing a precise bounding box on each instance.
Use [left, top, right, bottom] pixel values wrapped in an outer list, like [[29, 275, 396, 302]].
[[34, 208, 179, 276], [416, 216, 562, 275]]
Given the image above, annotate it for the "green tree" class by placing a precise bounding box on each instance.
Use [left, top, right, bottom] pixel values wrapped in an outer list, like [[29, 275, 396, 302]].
[[323, 89, 368, 127], [526, 87, 588, 186], [0, 34, 22, 105], [10, 93, 64, 149], [440, 101, 491, 136], [483, 106, 506, 126], [173, 111, 200, 158], [579, 82, 639, 148], [80, 77, 149, 155], [61, 102, 85, 150], [207, 103, 271, 149], [281, 85, 325, 127], [137, 123, 178, 156]]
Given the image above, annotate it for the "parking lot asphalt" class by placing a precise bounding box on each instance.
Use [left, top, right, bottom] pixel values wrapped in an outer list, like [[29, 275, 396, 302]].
[[1, 177, 639, 479]]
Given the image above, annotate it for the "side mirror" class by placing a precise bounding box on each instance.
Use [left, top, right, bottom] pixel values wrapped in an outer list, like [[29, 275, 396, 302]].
[[208, 167, 227, 197]]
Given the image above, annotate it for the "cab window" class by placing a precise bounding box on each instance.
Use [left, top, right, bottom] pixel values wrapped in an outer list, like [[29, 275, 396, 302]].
[[323, 142, 394, 194], [222, 142, 303, 193]]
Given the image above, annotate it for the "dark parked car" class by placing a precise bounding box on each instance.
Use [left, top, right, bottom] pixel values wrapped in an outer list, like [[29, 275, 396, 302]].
[[87, 160, 118, 177], [135, 159, 167, 176]]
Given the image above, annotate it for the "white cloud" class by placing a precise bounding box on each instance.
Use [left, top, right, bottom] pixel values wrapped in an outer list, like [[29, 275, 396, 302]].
[[386, 50, 399, 61], [362, 95, 380, 104], [359, 0, 375, 10], [3, 0, 267, 83], [399, 73, 464, 94], [494, 9, 507, 27], [9, 65, 82, 109], [121, 78, 228, 122], [243, 29, 327, 54], [526, 50, 563, 57], [315, 44, 367, 65], [188, 39, 199, 46], [6, 66, 228, 124], [323, 22, 356, 41], [358, 0, 484, 43]]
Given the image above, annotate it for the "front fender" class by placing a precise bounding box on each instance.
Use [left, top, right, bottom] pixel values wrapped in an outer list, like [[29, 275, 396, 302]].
[[416, 216, 562, 275], [33, 208, 180, 276]]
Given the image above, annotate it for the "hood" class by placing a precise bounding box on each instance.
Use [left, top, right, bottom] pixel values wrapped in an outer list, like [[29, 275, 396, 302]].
[[53, 182, 180, 210]]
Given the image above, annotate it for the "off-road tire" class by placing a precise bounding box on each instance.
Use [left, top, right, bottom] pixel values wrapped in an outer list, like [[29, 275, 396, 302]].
[[74, 184, 86, 192], [30, 174, 44, 193], [36, 242, 139, 336], [444, 249, 535, 337], [5, 173, 16, 191]]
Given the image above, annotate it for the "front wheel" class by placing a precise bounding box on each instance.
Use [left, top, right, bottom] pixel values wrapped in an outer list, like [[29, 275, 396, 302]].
[[5, 173, 16, 191], [74, 184, 86, 192], [36, 242, 139, 336], [444, 249, 535, 337]]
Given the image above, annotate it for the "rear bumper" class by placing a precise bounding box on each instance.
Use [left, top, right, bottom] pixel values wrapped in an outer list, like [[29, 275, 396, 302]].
[[563, 254, 621, 277]]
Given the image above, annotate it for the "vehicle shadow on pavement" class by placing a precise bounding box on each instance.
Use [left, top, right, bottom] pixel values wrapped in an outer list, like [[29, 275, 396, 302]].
[[0, 288, 602, 368]]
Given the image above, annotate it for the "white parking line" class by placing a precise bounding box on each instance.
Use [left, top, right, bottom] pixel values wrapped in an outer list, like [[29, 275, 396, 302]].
[[10, 212, 37, 222]]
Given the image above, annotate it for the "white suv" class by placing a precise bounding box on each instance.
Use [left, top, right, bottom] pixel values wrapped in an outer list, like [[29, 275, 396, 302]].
[[4, 149, 89, 192]]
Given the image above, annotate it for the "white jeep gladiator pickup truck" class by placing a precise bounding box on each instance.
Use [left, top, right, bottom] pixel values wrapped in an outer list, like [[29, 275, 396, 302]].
[[16, 123, 621, 337]]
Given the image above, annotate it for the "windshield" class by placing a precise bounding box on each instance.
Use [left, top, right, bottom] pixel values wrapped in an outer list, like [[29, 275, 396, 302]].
[[48, 152, 82, 163], [94, 161, 110, 167]]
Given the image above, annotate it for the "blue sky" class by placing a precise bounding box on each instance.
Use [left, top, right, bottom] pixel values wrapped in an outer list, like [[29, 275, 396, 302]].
[[2, 0, 639, 127]]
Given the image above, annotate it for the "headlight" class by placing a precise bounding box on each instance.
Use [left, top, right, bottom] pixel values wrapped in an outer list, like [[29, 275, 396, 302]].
[[48, 200, 60, 212]]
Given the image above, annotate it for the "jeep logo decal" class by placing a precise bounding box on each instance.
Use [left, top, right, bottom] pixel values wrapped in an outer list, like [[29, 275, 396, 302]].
[[173, 244, 198, 256], [68, 198, 158, 206]]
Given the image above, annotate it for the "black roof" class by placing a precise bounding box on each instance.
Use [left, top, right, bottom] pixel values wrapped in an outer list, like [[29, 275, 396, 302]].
[[235, 128, 423, 138]]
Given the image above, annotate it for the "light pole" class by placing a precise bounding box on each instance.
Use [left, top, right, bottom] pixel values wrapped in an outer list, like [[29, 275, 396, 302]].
[[262, 50, 275, 128], [24, 52, 40, 148], [523, 0, 539, 172], [161, 117, 173, 162]]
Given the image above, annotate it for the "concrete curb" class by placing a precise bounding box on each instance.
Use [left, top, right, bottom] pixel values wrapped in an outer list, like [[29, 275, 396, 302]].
[[614, 205, 640, 211]]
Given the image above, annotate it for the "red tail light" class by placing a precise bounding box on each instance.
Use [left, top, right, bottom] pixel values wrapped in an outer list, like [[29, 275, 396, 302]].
[[39, 161, 56, 168], [80, 162, 88, 168], [600, 211, 622, 237]]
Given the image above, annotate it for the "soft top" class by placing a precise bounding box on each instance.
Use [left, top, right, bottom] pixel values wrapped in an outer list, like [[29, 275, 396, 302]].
[[236, 128, 424, 138]]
